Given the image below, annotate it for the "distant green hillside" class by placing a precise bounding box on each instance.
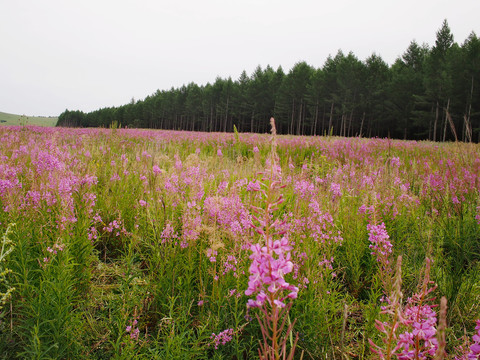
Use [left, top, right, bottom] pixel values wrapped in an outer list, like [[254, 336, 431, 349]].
[[0, 111, 57, 127]]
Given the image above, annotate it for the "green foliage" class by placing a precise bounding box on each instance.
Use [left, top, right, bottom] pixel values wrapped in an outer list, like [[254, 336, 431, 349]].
[[0, 224, 15, 312]]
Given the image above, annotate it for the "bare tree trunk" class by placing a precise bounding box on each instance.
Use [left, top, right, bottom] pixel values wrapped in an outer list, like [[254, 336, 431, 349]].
[[209, 105, 214, 132], [321, 104, 326, 136], [464, 115, 472, 142], [464, 76, 474, 142], [302, 102, 306, 135], [297, 101, 303, 135], [313, 100, 319, 136], [224, 96, 229, 132], [348, 108, 354, 137], [328, 102, 334, 136], [340, 114, 345, 138], [348, 92, 356, 137], [250, 110, 255, 133], [290, 99, 295, 135], [359, 112, 365, 138], [442, 98, 450, 142], [446, 108, 458, 142], [433, 101, 439, 141]]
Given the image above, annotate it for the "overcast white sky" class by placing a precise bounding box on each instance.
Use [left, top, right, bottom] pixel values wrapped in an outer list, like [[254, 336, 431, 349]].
[[1, 0, 479, 117]]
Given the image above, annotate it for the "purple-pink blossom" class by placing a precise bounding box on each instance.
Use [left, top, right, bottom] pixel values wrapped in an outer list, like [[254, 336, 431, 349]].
[[211, 328, 234, 349], [395, 304, 438, 359], [368, 222, 393, 265], [245, 237, 298, 308]]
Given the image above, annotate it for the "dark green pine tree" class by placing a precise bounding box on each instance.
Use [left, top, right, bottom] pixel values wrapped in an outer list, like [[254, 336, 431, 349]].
[[424, 19, 455, 141], [362, 53, 390, 137], [334, 52, 365, 137], [276, 62, 314, 135], [459, 32, 480, 141], [322, 51, 343, 136], [306, 68, 326, 136], [390, 41, 428, 139]]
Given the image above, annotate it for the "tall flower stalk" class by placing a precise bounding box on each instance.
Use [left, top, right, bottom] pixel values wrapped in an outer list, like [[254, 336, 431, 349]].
[[245, 118, 299, 360], [370, 256, 442, 360]]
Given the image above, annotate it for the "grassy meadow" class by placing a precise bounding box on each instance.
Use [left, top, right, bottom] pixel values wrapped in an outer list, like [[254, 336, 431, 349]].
[[0, 112, 57, 127], [0, 124, 480, 359]]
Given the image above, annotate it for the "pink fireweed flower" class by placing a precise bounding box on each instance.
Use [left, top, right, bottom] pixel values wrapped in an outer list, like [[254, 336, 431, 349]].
[[206, 248, 217, 263], [211, 328, 234, 349], [368, 222, 392, 265], [174, 155, 182, 170], [458, 320, 480, 360], [330, 182, 342, 198], [396, 304, 438, 359], [160, 222, 177, 244], [110, 173, 121, 182], [126, 318, 140, 341], [293, 180, 316, 200], [390, 156, 401, 167], [88, 226, 98, 241], [245, 237, 298, 308], [470, 322, 480, 357], [223, 255, 238, 274], [246, 180, 262, 192]]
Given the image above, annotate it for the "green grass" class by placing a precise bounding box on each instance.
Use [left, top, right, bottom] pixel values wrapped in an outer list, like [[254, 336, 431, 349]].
[[0, 111, 57, 127]]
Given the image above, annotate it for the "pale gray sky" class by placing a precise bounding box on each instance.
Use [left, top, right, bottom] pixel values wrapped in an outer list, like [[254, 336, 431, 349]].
[[1, 0, 479, 117]]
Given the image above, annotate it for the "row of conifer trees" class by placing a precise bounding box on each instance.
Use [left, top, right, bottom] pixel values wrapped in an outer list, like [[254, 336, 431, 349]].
[[57, 20, 480, 141]]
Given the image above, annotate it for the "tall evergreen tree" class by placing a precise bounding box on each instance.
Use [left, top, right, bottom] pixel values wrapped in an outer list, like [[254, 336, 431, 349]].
[[424, 19, 454, 141]]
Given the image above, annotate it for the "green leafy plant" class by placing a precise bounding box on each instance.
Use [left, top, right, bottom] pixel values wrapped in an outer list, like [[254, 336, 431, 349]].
[[0, 224, 15, 312]]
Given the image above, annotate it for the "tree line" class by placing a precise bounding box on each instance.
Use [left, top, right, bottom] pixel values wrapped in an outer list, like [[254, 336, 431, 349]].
[[57, 20, 480, 142]]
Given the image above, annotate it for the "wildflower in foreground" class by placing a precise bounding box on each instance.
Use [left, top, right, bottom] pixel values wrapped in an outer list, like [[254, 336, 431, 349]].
[[245, 237, 298, 309], [457, 320, 480, 360], [244, 118, 299, 360], [470, 321, 480, 358], [396, 304, 438, 359]]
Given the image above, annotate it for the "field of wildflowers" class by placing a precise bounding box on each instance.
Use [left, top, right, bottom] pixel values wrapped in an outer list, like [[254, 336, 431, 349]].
[[0, 123, 479, 359]]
